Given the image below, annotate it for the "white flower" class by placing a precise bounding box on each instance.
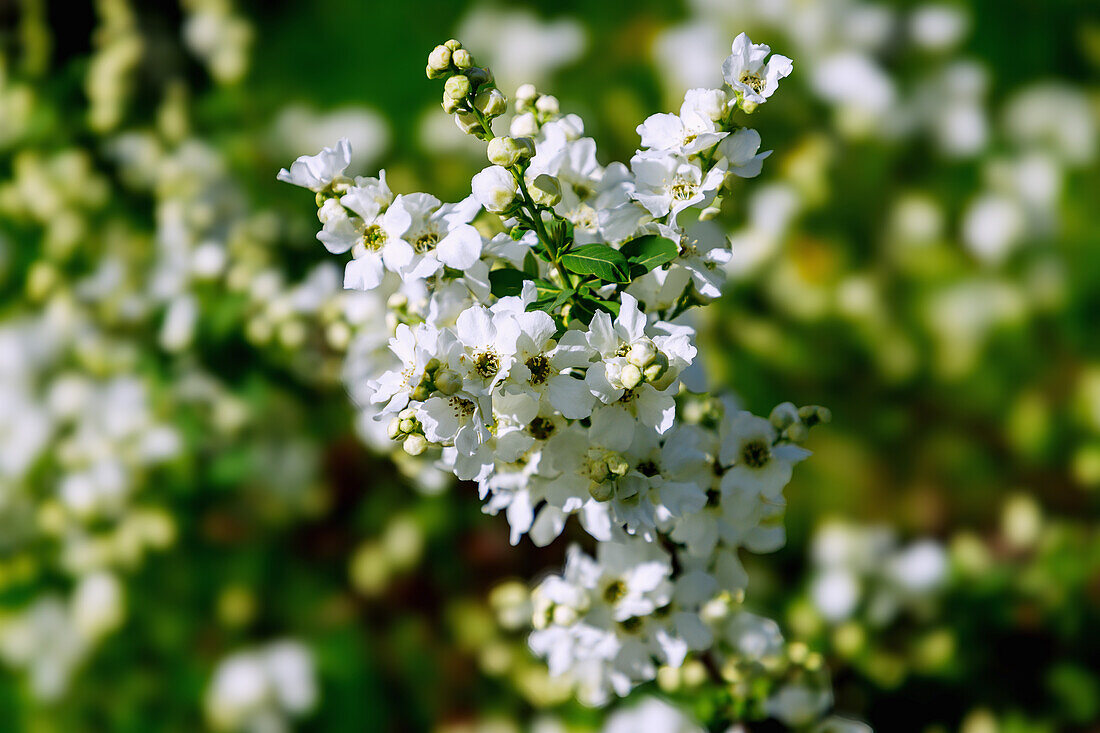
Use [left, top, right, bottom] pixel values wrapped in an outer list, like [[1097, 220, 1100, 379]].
[[718, 128, 772, 178], [386, 193, 484, 282], [471, 165, 518, 213], [636, 88, 730, 155], [722, 33, 793, 107], [719, 411, 810, 499], [630, 151, 726, 223], [276, 137, 351, 191], [448, 304, 521, 396]]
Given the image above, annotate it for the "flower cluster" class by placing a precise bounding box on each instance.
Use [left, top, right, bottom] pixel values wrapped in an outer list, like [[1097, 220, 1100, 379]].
[[280, 34, 831, 711]]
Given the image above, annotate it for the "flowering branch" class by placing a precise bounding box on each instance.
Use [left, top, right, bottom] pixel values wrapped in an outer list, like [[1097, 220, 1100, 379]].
[[279, 32, 840, 724]]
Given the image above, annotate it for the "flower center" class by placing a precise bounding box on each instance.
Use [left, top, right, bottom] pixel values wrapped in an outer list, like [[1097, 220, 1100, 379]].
[[474, 350, 500, 379], [603, 579, 627, 603], [618, 616, 643, 633], [670, 177, 696, 201], [527, 416, 556, 440], [637, 460, 660, 477], [525, 354, 551, 385], [740, 72, 765, 93], [740, 438, 771, 468], [414, 228, 440, 253], [618, 388, 639, 404], [449, 397, 475, 420], [362, 224, 386, 251]]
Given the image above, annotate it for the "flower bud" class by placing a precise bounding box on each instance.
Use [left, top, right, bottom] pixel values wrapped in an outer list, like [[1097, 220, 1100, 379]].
[[403, 434, 428, 456], [620, 363, 644, 391], [487, 137, 521, 168], [427, 45, 452, 75], [387, 417, 403, 440], [410, 384, 431, 402], [786, 422, 809, 443], [605, 453, 630, 477], [398, 407, 416, 421], [627, 340, 658, 368], [452, 48, 473, 70], [552, 604, 578, 626], [471, 165, 518, 213], [435, 369, 462, 395], [769, 401, 799, 430], [444, 74, 471, 100], [474, 88, 507, 117], [643, 352, 670, 384], [515, 83, 538, 107], [530, 174, 562, 207], [465, 67, 493, 88], [589, 480, 614, 502], [454, 110, 481, 135], [399, 418, 417, 435], [443, 39, 462, 51], [535, 94, 559, 115], [424, 358, 441, 375], [510, 112, 539, 137]]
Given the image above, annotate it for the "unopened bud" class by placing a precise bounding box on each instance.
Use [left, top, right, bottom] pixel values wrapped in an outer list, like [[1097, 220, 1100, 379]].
[[387, 417, 403, 440], [769, 402, 799, 430], [606, 453, 630, 477], [465, 67, 492, 89], [398, 418, 417, 435], [410, 384, 431, 402], [643, 352, 670, 385], [530, 174, 562, 207], [627, 340, 657, 368], [589, 480, 614, 502], [444, 74, 471, 100], [451, 48, 473, 70], [443, 39, 462, 51], [435, 369, 462, 395], [475, 88, 507, 117], [454, 110, 481, 135], [552, 604, 578, 626], [515, 83, 538, 106], [387, 293, 408, 310], [740, 98, 759, 114], [535, 94, 559, 115], [510, 112, 539, 137], [427, 45, 452, 74], [620, 363, 643, 391], [786, 422, 809, 443], [424, 358, 441, 375], [403, 434, 428, 456], [398, 407, 416, 421], [487, 136, 523, 168]]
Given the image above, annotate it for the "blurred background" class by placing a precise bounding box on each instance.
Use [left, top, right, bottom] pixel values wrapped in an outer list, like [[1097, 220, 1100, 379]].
[[1, 0, 1099, 730]]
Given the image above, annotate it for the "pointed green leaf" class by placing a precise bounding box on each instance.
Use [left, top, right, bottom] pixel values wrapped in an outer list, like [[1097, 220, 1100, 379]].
[[561, 243, 630, 283], [620, 235, 679, 277]]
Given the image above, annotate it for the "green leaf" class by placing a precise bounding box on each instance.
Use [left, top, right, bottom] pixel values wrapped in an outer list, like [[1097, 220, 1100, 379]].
[[620, 235, 678, 277], [532, 279, 559, 300], [528, 287, 574, 314], [561, 243, 630, 283], [571, 295, 619, 324], [489, 267, 527, 297], [523, 251, 539, 278]]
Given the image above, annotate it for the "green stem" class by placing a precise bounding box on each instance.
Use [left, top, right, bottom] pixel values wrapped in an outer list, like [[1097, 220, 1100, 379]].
[[467, 100, 575, 292]]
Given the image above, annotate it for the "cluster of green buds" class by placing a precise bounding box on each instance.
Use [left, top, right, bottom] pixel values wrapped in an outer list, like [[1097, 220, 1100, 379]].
[[586, 448, 632, 502], [619, 339, 672, 392], [769, 402, 831, 444], [388, 407, 428, 456], [510, 83, 560, 137], [426, 39, 506, 140]]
